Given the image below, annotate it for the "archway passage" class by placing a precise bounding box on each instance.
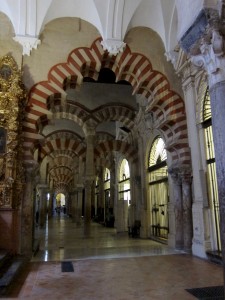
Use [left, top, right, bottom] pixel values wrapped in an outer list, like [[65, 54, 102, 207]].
[[148, 136, 169, 241], [21, 37, 190, 245], [23, 37, 190, 175]]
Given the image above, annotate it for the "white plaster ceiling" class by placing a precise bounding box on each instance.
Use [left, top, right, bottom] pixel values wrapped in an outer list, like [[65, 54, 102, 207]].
[[0, 0, 179, 55]]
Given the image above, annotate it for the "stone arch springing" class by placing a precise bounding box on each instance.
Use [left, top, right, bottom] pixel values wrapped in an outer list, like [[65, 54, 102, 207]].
[[94, 140, 138, 164]]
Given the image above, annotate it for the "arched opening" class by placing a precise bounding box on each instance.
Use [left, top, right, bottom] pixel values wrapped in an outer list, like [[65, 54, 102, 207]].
[[55, 193, 66, 216], [117, 159, 130, 232], [119, 159, 130, 202], [94, 176, 100, 220], [148, 136, 169, 242], [104, 168, 113, 226]]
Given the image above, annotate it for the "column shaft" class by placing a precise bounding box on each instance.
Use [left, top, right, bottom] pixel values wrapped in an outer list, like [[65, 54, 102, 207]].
[[181, 173, 193, 251], [170, 172, 183, 249], [84, 132, 95, 235]]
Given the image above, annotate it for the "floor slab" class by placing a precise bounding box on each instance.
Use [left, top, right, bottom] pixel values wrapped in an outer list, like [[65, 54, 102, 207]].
[[7, 215, 224, 299]]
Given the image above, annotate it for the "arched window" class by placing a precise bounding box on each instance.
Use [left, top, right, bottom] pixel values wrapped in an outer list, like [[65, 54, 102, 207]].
[[104, 168, 111, 223], [149, 136, 167, 167], [118, 159, 130, 203], [95, 176, 100, 217], [202, 88, 220, 252], [148, 136, 169, 240], [104, 168, 110, 181]]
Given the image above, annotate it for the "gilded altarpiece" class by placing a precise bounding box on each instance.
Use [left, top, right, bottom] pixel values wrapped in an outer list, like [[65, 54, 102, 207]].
[[0, 55, 27, 252]]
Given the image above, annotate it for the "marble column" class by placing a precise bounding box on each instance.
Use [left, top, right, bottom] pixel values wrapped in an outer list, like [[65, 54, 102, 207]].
[[76, 185, 83, 225], [48, 192, 53, 218], [38, 184, 48, 227], [84, 180, 93, 236], [83, 125, 95, 235], [169, 170, 183, 249], [135, 97, 151, 237], [110, 166, 115, 213], [113, 172, 119, 229], [99, 169, 105, 222], [21, 161, 38, 256], [181, 170, 193, 252], [69, 189, 76, 222]]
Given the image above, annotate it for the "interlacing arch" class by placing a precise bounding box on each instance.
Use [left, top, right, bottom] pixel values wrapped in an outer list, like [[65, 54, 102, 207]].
[[48, 149, 79, 161], [49, 166, 74, 185], [23, 37, 189, 164], [94, 140, 138, 164], [38, 132, 86, 162], [36, 103, 136, 138], [92, 104, 135, 130], [95, 132, 115, 143], [48, 155, 76, 171], [50, 103, 90, 127], [54, 182, 71, 195]]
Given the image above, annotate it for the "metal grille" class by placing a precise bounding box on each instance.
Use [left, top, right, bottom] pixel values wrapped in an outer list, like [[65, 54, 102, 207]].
[[203, 88, 221, 252], [148, 137, 169, 240], [203, 88, 211, 122]]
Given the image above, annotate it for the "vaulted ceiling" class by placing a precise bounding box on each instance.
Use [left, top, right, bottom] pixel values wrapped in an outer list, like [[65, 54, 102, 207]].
[[0, 0, 178, 55]]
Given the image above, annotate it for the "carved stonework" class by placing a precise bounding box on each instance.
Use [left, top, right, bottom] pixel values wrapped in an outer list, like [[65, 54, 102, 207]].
[[0, 55, 27, 208], [101, 39, 126, 56], [191, 30, 225, 88], [180, 8, 219, 55], [181, 170, 192, 185], [168, 165, 182, 185], [13, 35, 41, 56]]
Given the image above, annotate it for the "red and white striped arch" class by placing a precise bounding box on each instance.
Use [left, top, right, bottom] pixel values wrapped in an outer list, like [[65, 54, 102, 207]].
[[48, 155, 77, 170], [38, 133, 86, 163], [24, 37, 189, 165], [94, 140, 138, 164], [49, 166, 74, 185], [93, 104, 135, 130]]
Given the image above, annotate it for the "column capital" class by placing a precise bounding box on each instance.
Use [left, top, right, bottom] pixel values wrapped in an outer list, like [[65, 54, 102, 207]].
[[168, 164, 192, 185], [36, 183, 48, 191], [83, 123, 96, 137], [191, 29, 225, 88], [13, 35, 41, 56], [180, 169, 192, 185], [84, 176, 95, 185], [76, 183, 84, 190], [180, 8, 220, 55], [101, 39, 126, 56], [179, 7, 225, 89], [23, 160, 39, 182], [168, 166, 182, 185]]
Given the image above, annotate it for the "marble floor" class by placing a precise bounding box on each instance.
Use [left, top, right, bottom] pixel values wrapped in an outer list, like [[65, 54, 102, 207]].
[[6, 215, 224, 299]]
